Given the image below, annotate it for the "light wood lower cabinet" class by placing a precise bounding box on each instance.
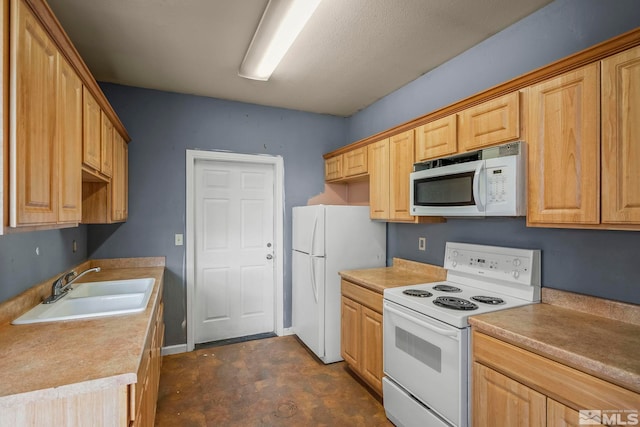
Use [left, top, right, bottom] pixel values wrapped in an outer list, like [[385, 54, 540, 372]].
[[130, 301, 164, 427], [340, 279, 384, 395], [0, 283, 164, 427], [472, 331, 639, 427]]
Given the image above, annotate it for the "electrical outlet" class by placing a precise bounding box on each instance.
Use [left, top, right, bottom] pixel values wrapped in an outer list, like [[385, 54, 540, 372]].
[[418, 237, 426, 251], [175, 234, 184, 246]]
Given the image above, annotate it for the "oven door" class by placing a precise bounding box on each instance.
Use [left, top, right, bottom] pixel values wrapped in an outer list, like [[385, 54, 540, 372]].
[[383, 300, 468, 426], [410, 159, 485, 216]]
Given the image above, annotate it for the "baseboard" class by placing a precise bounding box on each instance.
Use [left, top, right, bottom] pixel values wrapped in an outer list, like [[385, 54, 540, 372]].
[[281, 327, 295, 336], [161, 344, 188, 356]]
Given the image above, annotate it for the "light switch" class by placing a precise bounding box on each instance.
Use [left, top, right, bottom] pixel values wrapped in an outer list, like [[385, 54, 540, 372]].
[[175, 234, 184, 246]]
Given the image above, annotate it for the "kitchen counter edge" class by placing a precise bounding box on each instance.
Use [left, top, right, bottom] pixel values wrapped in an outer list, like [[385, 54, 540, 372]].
[[0, 258, 165, 406], [339, 257, 447, 294], [469, 292, 640, 395]]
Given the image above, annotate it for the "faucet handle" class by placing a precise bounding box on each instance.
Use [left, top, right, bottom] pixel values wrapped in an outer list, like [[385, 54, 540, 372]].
[[64, 270, 78, 283]]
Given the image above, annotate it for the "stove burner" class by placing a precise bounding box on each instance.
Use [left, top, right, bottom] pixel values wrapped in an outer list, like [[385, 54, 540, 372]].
[[433, 284, 462, 293], [471, 295, 505, 305], [402, 289, 433, 298], [433, 296, 478, 311]]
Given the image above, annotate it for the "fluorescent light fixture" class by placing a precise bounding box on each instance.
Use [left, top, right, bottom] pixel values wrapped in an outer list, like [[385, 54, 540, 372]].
[[239, 0, 321, 81]]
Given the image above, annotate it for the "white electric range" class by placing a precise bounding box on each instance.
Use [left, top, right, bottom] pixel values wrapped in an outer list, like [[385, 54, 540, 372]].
[[383, 242, 541, 427]]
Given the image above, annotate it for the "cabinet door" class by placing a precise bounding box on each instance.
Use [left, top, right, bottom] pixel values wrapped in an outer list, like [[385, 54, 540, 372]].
[[601, 46, 640, 224], [10, 0, 58, 225], [527, 64, 600, 225], [83, 87, 101, 171], [57, 57, 82, 223], [341, 296, 361, 368], [473, 362, 546, 427], [459, 92, 520, 151], [547, 398, 604, 427], [325, 156, 343, 181], [100, 111, 113, 178], [111, 132, 127, 221], [368, 139, 390, 219], [361, 306, 383, 394], [343, 147, 368, 178], [389, 130, 415, 221], [415, 114, 457, 161]]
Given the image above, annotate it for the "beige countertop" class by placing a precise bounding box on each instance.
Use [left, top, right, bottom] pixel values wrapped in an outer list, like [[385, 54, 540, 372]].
[[0, 258, 165, 406], [339, 258, 447, 294], [469, 288, 640, 394]]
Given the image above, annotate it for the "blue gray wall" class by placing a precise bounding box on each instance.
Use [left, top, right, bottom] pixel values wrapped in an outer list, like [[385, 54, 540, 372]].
[[349, 0, 640, 142], [2, 0, 639, 346], [88, 86, 347, 346], [352, 0, 640, 305], [0, 226, 87, 303]]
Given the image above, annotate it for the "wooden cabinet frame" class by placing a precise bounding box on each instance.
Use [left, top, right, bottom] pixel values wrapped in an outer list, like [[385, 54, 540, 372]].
[[472, 331, 639, 427], [340, 279, 384, 395]]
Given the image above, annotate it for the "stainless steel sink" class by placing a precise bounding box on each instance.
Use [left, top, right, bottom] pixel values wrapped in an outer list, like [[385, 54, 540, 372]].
[[12, 278, 155, 325]]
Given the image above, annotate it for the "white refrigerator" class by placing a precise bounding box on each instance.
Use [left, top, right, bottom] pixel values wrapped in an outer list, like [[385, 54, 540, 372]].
[[292, 205, 386, 363]]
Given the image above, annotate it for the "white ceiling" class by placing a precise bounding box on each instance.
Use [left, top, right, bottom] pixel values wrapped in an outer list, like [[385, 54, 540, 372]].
[[47, 0, 553, 117]]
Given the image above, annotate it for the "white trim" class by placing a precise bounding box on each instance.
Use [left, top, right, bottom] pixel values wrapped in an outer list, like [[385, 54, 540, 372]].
[[186, 149, 285, 352], [281, 327, 295, 336], [161, 344, 188, 356]]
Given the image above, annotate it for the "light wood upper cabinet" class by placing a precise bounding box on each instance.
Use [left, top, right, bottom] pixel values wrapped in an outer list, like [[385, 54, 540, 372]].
[[527, 64, 600, 225], [100, 111, 113, 178], [601, 45, 640, 224], [10, 0, 58, 226], [325, 147, 368, 182], [5, 0, 129, 231], [389, 130, 416, 221], [82, 87, 102, 172], [343, 146, 368, 178], [415, 114, 457, 161], [459, 92, 520, 151], [57, 57, 82, 224], [368, 139, 390, 219], [111, 131, 128, 222], [324, 155, 343, 181]]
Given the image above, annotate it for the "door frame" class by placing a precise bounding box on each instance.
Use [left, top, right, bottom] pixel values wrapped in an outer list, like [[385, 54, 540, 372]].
[[186, 149, 284, 352]]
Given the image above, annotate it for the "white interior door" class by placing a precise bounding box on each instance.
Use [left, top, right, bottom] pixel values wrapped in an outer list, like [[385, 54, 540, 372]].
[[194, 159, 275, 343]]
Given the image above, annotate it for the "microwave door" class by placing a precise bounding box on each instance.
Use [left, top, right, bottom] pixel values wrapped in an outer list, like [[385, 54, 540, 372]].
[[411, 159, 486, 216]]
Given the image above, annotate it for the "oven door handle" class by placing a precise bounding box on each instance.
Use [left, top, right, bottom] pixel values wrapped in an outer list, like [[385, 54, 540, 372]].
[[385, 304, 460, 340]]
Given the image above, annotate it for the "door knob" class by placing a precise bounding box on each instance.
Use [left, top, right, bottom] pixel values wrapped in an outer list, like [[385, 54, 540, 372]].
[[266, 254, 273, 260]]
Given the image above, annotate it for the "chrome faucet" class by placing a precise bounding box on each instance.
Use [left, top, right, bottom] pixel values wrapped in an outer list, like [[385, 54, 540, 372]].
[[43, 267, 101, 304]]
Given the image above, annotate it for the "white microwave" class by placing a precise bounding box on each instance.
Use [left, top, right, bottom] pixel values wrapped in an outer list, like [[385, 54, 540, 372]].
[[410, 141, 526, 217]]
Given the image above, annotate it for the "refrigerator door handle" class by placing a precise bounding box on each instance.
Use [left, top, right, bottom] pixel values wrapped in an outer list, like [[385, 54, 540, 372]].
[[310, 213, 318, 256], [310, 257, 319, 303]]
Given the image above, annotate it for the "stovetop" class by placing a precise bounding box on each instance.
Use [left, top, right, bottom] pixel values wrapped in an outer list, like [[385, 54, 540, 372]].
[[384, 242, 542, 328], [384, 280, 536, 328]]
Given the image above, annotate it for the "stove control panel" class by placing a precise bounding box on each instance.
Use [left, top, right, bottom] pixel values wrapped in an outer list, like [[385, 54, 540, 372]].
[[444, 242, 541, 287]]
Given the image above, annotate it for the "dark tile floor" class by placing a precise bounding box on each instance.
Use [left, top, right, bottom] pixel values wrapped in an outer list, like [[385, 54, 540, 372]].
[[155, 335, 393, 426]]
